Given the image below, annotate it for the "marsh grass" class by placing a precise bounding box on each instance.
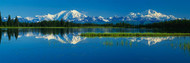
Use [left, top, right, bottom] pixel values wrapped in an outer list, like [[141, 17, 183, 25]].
[[80, 33, 190, 37]]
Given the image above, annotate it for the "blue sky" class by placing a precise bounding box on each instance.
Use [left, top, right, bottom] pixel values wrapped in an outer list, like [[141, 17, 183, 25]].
[[0, 0, 190, 18]]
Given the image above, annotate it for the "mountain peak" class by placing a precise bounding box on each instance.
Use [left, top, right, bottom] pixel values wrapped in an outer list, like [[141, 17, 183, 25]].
[[61, 10, 87, 21], [17, 16, 22, 18], [141, 9, 158, 15], [147, 9, 157, 14], [70, 10, 79, 13], [98, 16, 104, 18], [13, 9, 178, 24]]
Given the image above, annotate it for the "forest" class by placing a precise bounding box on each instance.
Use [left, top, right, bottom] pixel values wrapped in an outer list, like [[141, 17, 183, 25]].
[[139, 19, 190, 29]]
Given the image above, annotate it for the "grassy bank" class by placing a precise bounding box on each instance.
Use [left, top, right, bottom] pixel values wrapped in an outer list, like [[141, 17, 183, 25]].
[[0, 27, 122, 28], [80, 33, 190, 37]]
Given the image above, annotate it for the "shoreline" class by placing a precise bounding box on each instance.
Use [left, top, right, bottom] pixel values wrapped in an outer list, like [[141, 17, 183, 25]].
[[0, 27, 123, 28]]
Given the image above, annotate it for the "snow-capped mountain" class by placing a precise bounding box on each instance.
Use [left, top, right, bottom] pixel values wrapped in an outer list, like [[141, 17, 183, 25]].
[[2, 9, 178, 24], [2, 17, 7, 21], [107, 9, 177, 24], [23, 10, 88, 22], [126, 9, 177, 21]]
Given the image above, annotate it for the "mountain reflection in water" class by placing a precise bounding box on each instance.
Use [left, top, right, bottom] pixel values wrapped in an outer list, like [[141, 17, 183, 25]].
[[0, 28, 190, 63], [0, 28, 154, 43], [0, 28, 188, 45]]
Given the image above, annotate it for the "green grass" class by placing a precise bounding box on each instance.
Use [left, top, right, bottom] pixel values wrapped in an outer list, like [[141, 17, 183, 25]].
[[80, 33, 190, 37], [0, 27, 121, 28]]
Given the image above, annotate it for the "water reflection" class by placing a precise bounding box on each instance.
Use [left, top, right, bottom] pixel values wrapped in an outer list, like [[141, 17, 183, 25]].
[[0, 28, 155, 44], [1, 29, 88, 44], [103, 37, 190, 55], [0, 28, 190, 63], [0, 28, 189, 46], [0, 28, 190, 48], [127, 37, 175, 46]]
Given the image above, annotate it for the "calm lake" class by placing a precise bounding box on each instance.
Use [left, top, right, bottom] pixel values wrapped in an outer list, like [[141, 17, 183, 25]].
[[0, 28, 190, 63]]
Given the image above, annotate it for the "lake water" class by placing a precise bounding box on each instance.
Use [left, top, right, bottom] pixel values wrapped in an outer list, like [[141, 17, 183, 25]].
[[0, 28, 190, 63]]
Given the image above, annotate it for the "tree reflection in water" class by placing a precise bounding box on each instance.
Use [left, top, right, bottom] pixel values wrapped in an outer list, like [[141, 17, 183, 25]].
[[0, 28, 190, 55]]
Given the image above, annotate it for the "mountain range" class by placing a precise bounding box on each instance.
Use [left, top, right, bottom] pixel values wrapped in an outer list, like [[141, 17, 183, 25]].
[[2, 9, 178, 24]]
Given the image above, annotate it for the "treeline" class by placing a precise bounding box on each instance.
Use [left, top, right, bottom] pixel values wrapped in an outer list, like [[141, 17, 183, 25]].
[[26, 19, 131, 27], [139, 19, 190, 29], [0, 13, 19, 27], [0, 13, 131, 27]]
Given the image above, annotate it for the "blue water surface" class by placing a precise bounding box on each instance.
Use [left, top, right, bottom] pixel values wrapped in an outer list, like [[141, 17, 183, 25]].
[[0, 28, 189, 63]]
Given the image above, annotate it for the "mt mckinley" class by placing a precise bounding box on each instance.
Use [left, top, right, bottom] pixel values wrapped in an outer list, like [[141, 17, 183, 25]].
[[2, 9, 178, 24]]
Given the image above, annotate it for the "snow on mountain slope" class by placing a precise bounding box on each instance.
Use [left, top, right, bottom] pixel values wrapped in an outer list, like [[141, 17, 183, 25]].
[[24, 10, 87, 22], [35, 13, 56, 21], [2, 9, 178, 24], [3, 17, 7, 21], [25, 17, 34, 21], [97, 16, 109, 22], [63, 10, 87, 21], [126, 9, 177, 21], [56, 11, 67, 19]]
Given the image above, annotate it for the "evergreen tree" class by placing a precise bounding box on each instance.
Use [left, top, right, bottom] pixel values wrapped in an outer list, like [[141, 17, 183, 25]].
[[60, 18, 64, 27], [10, 19, 14, 27], [14, 16, 19, 27], [7, 15, 11, 26], [0, 12, 2, 26]]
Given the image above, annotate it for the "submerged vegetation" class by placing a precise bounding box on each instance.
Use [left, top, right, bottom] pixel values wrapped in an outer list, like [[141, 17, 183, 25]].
[[103, 40, 134, 47], [103, 40, 190, 54], [80, 33, 190, 37]]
